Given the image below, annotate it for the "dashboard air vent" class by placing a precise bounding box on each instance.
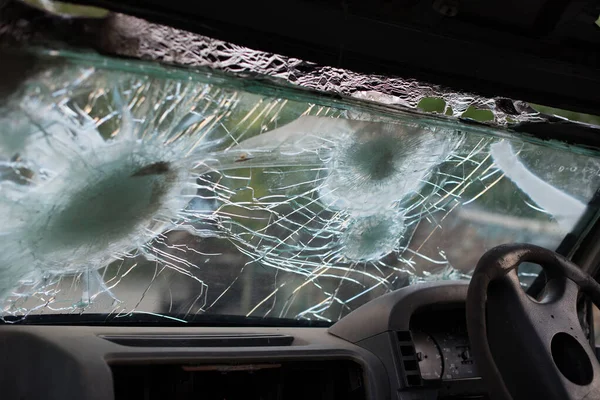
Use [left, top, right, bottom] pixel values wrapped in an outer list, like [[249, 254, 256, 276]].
[[396, 331, 422, 387]]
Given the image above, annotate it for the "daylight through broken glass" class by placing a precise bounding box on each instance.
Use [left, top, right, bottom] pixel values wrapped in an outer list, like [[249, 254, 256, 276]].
[[1, 50, 599, 323]]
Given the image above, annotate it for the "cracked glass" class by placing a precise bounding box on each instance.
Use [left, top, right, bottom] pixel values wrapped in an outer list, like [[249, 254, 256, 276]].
[[1, 49, 599, 324]]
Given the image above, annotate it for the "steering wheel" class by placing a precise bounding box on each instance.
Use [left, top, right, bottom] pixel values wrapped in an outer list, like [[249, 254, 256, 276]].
[[466, 243, 600, 400]]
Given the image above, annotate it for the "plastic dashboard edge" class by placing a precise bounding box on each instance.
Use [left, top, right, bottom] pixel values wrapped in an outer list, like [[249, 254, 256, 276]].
[[0, 325, 390, 400], [328, 281, 470, 344]]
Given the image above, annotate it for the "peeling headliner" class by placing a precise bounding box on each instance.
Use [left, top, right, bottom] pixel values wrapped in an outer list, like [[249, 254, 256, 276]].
[[51, 0, 600, 115]]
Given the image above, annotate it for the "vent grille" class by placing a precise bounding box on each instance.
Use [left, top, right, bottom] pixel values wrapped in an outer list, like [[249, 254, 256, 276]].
[[100, 333, 294, 347], [396, 331, 422, 387]]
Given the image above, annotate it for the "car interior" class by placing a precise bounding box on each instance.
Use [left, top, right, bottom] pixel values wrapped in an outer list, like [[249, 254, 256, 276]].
[[0, 1, 599, 400]]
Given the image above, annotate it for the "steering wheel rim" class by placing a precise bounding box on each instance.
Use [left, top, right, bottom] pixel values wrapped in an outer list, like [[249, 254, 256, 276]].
[[466, 243, 600, 400]]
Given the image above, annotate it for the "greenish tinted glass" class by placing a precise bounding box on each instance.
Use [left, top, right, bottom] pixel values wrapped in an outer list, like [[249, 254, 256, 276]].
[[1, 50, 599, 323]]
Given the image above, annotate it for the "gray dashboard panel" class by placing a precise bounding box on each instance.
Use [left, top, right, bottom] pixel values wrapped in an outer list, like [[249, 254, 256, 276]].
[[328, 281, 469, 343], [0, 326, 389, 400], [328, 282, 470, 399], [0, 282, 471, 400]]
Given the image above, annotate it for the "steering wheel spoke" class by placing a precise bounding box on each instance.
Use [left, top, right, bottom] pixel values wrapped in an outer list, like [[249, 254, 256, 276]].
[[467, 244, 600, 400], [527, 276, 582, 337]]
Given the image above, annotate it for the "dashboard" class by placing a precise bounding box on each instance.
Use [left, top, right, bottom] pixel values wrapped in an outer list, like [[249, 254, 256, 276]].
[[0, 281, 487, 400], [329, 281, 486, 399]]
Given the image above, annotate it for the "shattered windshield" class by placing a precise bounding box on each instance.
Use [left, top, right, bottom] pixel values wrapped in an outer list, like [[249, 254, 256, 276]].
[[1, 50, 599, 324]]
